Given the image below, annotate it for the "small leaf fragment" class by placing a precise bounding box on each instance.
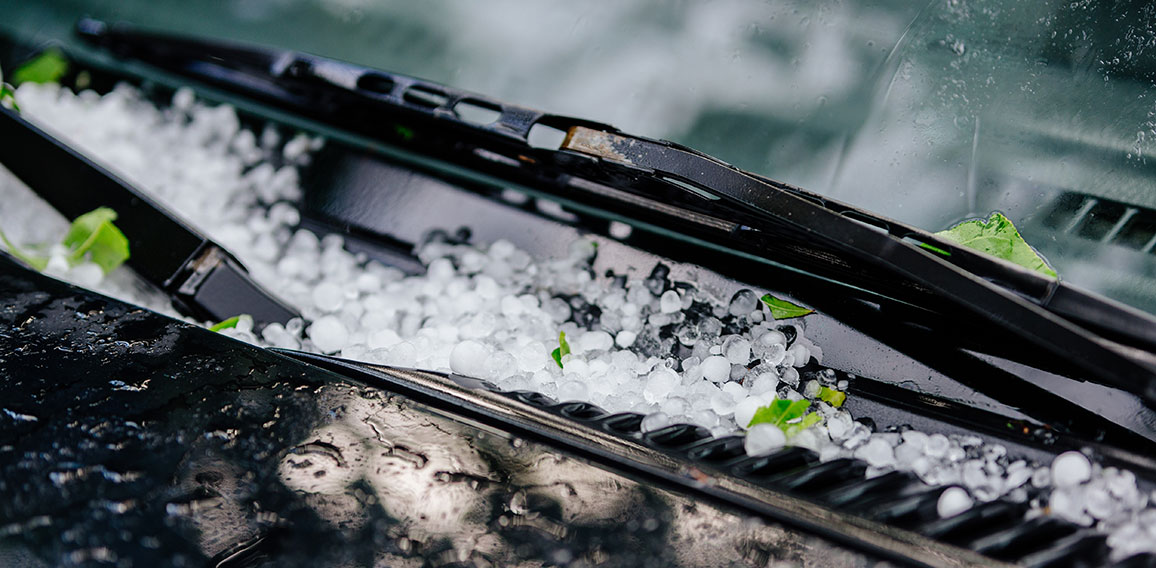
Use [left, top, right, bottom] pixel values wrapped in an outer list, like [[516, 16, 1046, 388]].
[[933, 212, 1056, 278], [551, 330, 571, 369], [210, 316, 240, 332], [12, 48, 69, 85], [783, 412, 823, 438], [0, 207, 130, 276], [917, 242, 951, 256], [818, 386, 846, 408], [0, 228, 48, 270], [0, 82, 18, 111], [747, 398, 809, 428], [747, 398, 789, 428], [759, 294, 814, 320], [209, 315, 249, 332], [748, 397, 821, 438], [62, 207, 130, 274]]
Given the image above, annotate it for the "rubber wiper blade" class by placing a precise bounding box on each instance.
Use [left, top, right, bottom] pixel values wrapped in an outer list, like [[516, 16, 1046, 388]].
[[72, 20, 1156, 407], [0, 107, 300, 329]]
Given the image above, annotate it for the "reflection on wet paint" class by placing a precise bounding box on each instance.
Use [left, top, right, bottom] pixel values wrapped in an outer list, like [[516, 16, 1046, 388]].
[[267, 385, 873, 566]]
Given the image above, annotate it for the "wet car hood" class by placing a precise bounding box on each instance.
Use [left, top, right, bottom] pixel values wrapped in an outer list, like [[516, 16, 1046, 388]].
[[0, 255, 872, 567]]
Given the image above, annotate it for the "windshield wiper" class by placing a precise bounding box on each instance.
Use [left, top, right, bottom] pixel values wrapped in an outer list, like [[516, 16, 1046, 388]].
[[72, 18, 1156, 408]]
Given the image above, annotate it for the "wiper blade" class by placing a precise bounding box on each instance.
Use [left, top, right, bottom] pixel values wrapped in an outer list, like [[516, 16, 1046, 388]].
[[0, 107, 300, 329], [557, 126, 1156, 397], [72, 20, 1156, 406]]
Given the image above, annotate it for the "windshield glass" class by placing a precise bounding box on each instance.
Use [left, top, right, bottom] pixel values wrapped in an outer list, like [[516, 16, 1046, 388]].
[[4, 0, 1155, 313]]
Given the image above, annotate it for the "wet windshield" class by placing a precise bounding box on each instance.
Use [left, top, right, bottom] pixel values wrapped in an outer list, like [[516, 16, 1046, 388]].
[[9, 4, 1156, 565], [5, 0, 1155, 313]]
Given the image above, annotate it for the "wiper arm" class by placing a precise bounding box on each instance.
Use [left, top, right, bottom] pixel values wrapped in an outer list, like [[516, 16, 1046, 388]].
[[72, 19, 1156, 407]]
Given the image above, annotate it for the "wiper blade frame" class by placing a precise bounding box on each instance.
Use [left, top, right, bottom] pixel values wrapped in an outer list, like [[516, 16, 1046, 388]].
[[71, 19, 1156, 407]]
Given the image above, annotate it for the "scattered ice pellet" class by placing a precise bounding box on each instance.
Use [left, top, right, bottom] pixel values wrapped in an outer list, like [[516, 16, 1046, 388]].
[[728, 289, 759, 317], [1031, 467, 1051, 489], [67, 262, 104, 288], [780, 367, 800, 387], [720, 381, 746, 399], [894, 441, 922, 465], [367, 329, 402, 350], [576, 330, 613, 353], [722, 336, 751, 364], [924, 434, 950, 458], [710, 392, 736, 416], [825, 412, 853, 441], [748, 372, 779, 396], [1004, 461, 1033, 491], [262, 323, 300, 349], [608, 221, 633, 239], [644, 368, 679, 404], [1085, 482, 1118, 521], [789, 343, 810, 367], [1049, 488, 1093, 526], [659, 290, 681, 314], [312, 281, 345, 312], [172, 87, 195, 110], [641, 412, 671, 433], [692, 409, 720, 428], [700, 356, 731, 383], [615, 330, 637, 348], [841, 422, 871, 450], [744, 424, 786, 456], [733, 396, 764, 430], [803, 379, 821, 399], [450, 340, 490, 377], [900, 430, 929, 450], [660, 396, 689, 417], [1052, 451, 1092, 488], [854, 437, 896, 469], [558, 380, 588, 402], [308, 315, 349, 353], [937, 487, 973, 518]]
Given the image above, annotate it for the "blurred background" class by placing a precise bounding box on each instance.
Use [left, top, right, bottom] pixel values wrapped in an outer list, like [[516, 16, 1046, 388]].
[[3, 0, 1156, 314]]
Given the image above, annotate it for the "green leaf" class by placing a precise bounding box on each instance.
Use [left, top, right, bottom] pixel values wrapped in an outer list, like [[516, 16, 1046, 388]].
[[748, 398, 809, 428], [783, 412, 823, 438], [209, 314, 250, 332], [0, 83, 18, 111], [12, 48, 69, 85], [759, 294, 814, 320], [0, 227, 48, 270], [62, 207, 130, 274], [747, 398, 790, 428], [0, 207, 130, 276], [748, 397, 822, 437], [818, 386, 846, 408], [550, 330, 571, 369], [934, 212, 1056, 278]]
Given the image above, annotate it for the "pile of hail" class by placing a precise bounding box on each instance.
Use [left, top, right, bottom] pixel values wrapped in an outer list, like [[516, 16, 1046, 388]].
[[2, 81, 1155, 560]]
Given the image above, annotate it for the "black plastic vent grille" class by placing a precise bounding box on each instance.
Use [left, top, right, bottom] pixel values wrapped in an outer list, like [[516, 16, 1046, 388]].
[[487, 384, 1145, 567], [1041, 192, 1156, 252]]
